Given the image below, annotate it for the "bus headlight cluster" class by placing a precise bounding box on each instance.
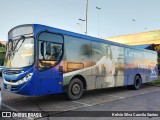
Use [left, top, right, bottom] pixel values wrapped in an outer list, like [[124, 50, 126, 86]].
[[18, 73, 33, 85]]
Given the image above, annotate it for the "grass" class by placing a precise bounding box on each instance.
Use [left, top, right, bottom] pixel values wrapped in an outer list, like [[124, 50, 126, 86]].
[[150, 77, 160, 85], [0, 47, 5, 51], [0, 48, 5, 65]]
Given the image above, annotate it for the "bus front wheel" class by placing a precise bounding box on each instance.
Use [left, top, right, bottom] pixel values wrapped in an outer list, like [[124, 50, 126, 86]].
[[66, 78, 83, 100], [131, 75, 142, 90]]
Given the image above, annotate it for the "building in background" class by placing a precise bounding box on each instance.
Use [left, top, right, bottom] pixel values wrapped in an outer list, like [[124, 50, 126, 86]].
[[105, 30, 160, 73], [0, 41, 6, 48], [105, 30, 160, 46]]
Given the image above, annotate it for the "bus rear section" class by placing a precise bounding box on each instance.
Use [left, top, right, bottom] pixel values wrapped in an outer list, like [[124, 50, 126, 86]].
[[124, 48, 158, 89]]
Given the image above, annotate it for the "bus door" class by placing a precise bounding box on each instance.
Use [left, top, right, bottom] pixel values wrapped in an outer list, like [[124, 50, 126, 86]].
[[38, 32, 64, 95]]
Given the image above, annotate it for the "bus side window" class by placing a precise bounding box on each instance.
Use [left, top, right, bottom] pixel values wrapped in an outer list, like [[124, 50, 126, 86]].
[[38, 32, 64, 71], [46, 42, 51, 56], [45, 43, 62, 61], [38, 41, 62, 71]]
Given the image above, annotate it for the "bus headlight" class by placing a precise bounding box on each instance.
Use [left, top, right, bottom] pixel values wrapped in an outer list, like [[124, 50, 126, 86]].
[[4, 73, 33, 86], [18, 80, 24, 85], [18, 73, 33, 85], [24, 73, 33, 82]]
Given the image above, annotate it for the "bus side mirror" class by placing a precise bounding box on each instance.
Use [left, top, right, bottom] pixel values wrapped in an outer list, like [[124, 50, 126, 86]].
[[40, 42, 44, 56]]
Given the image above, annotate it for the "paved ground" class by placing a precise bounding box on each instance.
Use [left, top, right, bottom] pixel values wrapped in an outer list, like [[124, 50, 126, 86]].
[[0, 77, 160, 120]]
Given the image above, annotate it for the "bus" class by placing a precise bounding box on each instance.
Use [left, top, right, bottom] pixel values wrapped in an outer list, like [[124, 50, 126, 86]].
[[3, 24, 158, 100]]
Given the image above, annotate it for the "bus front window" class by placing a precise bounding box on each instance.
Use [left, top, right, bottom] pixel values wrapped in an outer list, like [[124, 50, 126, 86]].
[[4, 37, 34, 68]]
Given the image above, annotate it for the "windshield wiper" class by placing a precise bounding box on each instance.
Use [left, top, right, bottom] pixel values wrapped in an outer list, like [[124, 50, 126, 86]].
[[13, 36, 25, 53], [10, 36, 25, 64]]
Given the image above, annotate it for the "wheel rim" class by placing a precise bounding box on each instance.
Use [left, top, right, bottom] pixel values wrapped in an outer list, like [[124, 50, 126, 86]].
[[71, 83, 81, 95]]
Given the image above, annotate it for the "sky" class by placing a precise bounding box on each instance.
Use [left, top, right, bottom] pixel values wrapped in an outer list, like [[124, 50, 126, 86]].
[[0, 0, 160, 41]]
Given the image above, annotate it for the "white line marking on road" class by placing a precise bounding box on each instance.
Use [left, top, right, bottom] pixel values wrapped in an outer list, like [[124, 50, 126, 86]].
[[130, 89, 160, 97], [72, 101, 91, 107], [2, 103, 18, 111], [72, 89, 160, 110], [107, 94, 124, 99]]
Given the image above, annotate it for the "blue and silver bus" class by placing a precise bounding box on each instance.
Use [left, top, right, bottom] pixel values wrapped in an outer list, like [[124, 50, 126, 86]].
[[3, 24, 158, 100]]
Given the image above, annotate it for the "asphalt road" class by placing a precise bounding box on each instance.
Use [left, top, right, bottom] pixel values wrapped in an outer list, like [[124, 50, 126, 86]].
[[0, 77, 160, 120]]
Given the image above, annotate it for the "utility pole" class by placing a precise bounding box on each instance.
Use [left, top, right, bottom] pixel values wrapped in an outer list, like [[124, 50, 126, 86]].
[[79, 19, 85, 34], [96, 7, 101, 38], [77, 23, 81, 33], [86, 0, 88, 35]]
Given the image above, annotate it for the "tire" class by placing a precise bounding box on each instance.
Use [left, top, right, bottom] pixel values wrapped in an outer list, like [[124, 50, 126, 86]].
[[66, 78, 83, 100], [131, 75, 141, 90]]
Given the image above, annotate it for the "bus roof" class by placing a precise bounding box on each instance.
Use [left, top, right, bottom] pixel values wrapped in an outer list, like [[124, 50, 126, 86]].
[[10, 24, 157, 54]]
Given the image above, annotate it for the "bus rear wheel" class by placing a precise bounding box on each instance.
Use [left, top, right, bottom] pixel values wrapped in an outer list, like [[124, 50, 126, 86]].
[[131, 75, 141, 90], [66, 78, 83, 100]]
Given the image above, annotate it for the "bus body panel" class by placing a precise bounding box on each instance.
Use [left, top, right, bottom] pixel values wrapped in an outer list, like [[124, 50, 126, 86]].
[[3, 66, 35, 95], [35, 63, 63, 95], [124, 48, 158, 86], [62, 34, 125, 90], [3, 24, 158, 96]]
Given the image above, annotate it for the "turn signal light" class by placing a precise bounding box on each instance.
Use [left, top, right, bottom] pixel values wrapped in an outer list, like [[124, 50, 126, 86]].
[[58, 82, 62, 85]]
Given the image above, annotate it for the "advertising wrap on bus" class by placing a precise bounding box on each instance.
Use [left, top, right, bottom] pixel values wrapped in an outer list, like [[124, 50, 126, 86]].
[[124, 48, 157, 84], [62, 41, 125, 90]]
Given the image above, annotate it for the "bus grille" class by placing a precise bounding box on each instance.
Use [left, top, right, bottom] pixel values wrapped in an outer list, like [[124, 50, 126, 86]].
[[3, 70, 22, 75], [4, 84, 18, 91]]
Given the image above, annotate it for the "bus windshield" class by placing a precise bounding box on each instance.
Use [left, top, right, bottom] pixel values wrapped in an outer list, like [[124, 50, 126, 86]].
[[4, 37, 34, 68]]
